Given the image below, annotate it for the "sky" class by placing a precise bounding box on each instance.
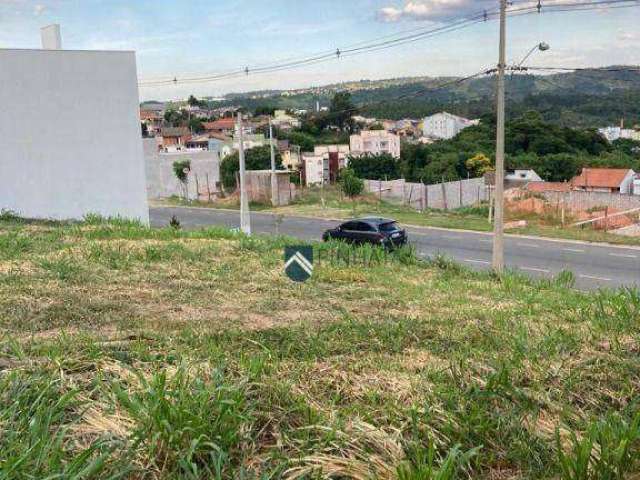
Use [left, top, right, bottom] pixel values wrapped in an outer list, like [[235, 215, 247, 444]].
[[1, 0, 639, 101]]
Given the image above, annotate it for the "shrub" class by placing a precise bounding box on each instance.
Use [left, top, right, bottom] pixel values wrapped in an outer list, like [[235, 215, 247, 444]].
[[339, 168, 365, 199]]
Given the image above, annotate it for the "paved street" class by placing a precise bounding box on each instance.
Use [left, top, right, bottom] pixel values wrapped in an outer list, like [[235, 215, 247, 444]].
[[151, 206, 640, 291]]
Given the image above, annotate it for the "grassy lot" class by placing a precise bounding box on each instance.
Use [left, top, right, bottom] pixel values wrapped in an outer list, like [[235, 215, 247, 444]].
[[159, 186, 640, 247], [1, 213, 640, 479]]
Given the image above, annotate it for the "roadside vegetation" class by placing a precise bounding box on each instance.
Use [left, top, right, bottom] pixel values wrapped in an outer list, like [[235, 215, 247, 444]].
[[1, 214, 640, 478]]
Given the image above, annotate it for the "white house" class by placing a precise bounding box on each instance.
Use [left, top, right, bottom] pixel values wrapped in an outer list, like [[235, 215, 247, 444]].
[[633, 174, 640, 196], [598, 126, 640, 143], [505, 170, 542, 182], [349, 130, 401, 158], [271, 110, 301, 130], [301, 145, 350, 186], [422, 112, 479, 140]]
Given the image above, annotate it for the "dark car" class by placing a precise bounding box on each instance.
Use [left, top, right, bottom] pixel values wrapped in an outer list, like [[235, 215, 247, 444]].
[[322, 217, 407, 248]]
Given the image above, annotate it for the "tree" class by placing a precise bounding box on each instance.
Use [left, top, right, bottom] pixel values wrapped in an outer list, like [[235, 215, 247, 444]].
[[188, 95, 204, 107], [164, 109, 188, 127], [189, 118, 204, 134], [283, 131, 316, 152], [329, 92, 356, 131], [220, 146, 283, 190], [172, 160, 191, 200], [347, 153, 400, 180], [465, 154, 494, 177], [339, 168, 364, 199], [254, 105, 276, 116]]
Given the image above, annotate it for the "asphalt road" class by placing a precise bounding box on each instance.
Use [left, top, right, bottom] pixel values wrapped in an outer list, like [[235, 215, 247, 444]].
[[150, 206, 640, 291]]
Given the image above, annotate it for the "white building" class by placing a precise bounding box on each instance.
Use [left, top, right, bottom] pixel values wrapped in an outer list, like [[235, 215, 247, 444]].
[[271, 110, 301, 130], [505, 170, 542, 182], [144, 139, 220, 201], [633, 174, 640, 196], [0, 47, 149, 223], [422, 112, 479, 140], [349, 131, 401, 158], [598, 126, 640, 143], [302, 145, 350, 186]]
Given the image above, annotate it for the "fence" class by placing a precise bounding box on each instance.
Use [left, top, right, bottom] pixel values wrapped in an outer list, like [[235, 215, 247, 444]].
[[540, 190, 640, 213], [144, 138, 220, 201], [364, 177, 487, 210]]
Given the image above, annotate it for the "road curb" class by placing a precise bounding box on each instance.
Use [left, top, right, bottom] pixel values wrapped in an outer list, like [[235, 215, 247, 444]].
[[151, 205, 640, 251]]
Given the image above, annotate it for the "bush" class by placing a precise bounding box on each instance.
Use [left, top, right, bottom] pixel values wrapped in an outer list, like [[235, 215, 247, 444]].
[[339, 168, 364, 198], [220, 146, 282, 191], [348, 153, 401, 180], [172, 160, 191, 184]]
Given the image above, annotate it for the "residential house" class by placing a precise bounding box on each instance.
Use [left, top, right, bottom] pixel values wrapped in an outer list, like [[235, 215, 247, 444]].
[[485, 169, 542, 189], [598, 126, 640, 142], [271, 110, 300, 130], [350, 130, 401, 158], [184, 134, 211, 150], [352, 115, 378, 126], [422, 112, 479, 140], [202, 117, 236, 136], [159, 127, 191, 152], [208, 137, 234, 159], [506, 169, 542, 183], [570, 168, 637, 194], [301, 145, 350, 186], [234, 133, 269, 151], [140, 109, 163, 136]]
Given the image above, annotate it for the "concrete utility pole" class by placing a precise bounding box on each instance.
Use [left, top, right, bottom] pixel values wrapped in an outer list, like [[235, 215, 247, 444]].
[[492, 0, 507, 274], [269, 118, 278, 207], [237, 112, 251, 235]]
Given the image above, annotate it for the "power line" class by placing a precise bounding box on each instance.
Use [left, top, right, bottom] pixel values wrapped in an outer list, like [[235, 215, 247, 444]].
[[138, 0, 640, 89]]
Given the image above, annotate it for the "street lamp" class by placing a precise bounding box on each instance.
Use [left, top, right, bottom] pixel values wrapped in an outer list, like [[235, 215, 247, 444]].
[[517, 42, 550, 69], [492, 34, 550, 274]]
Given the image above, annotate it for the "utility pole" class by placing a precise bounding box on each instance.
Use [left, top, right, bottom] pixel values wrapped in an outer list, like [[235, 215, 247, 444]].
[[237, 112, 251, 235], [269, 117, 278, 207], [492, 0, 507, 274]]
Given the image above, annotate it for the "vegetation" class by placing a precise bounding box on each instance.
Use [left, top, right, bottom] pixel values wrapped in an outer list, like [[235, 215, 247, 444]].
[[396, 112, 639, 184], [348, 153, 401, 181], [220, 145, 283, 190], [172, 160, 191, 200], [229, 70, 640, 128], [1, 216, 640, 478], [339, 168, 365, 199]]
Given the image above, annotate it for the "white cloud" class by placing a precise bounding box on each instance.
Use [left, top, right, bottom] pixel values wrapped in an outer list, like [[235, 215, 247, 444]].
[[377, 0, 488, 23], [377, 0, 635, 22], [33, 4, 46, 15]]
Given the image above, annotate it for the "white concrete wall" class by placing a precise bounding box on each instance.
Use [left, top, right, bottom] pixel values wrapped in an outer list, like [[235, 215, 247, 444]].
[[144, 139, 220, 200], [0, 49, 149, 223]]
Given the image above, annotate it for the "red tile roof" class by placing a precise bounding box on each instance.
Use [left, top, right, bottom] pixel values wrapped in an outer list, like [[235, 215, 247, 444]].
[[526, 181, 571, 193], [203, 118, 236, 131], [571, 168, 633, 189]]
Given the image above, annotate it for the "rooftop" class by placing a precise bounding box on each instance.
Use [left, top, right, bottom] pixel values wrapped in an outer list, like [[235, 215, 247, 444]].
[[571, 168, 634, 188]]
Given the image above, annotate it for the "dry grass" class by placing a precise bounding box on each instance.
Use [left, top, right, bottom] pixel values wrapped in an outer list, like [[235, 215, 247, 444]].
[[1, 218, 639, 479]]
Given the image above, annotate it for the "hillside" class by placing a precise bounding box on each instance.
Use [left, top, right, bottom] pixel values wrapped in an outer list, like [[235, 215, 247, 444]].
[[216, 67, 640, 128], [1, 215, 640, 478]]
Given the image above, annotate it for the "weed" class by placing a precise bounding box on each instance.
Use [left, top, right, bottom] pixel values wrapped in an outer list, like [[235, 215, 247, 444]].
[[113, 366, 252, 478], [556, 413, 640, 480]]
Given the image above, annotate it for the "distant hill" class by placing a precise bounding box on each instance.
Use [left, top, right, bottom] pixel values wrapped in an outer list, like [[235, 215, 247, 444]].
[[213, 67, 640, 128]]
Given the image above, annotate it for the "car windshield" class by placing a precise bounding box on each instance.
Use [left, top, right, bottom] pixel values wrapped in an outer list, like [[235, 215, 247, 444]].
[[378, 222, 399, 232]]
